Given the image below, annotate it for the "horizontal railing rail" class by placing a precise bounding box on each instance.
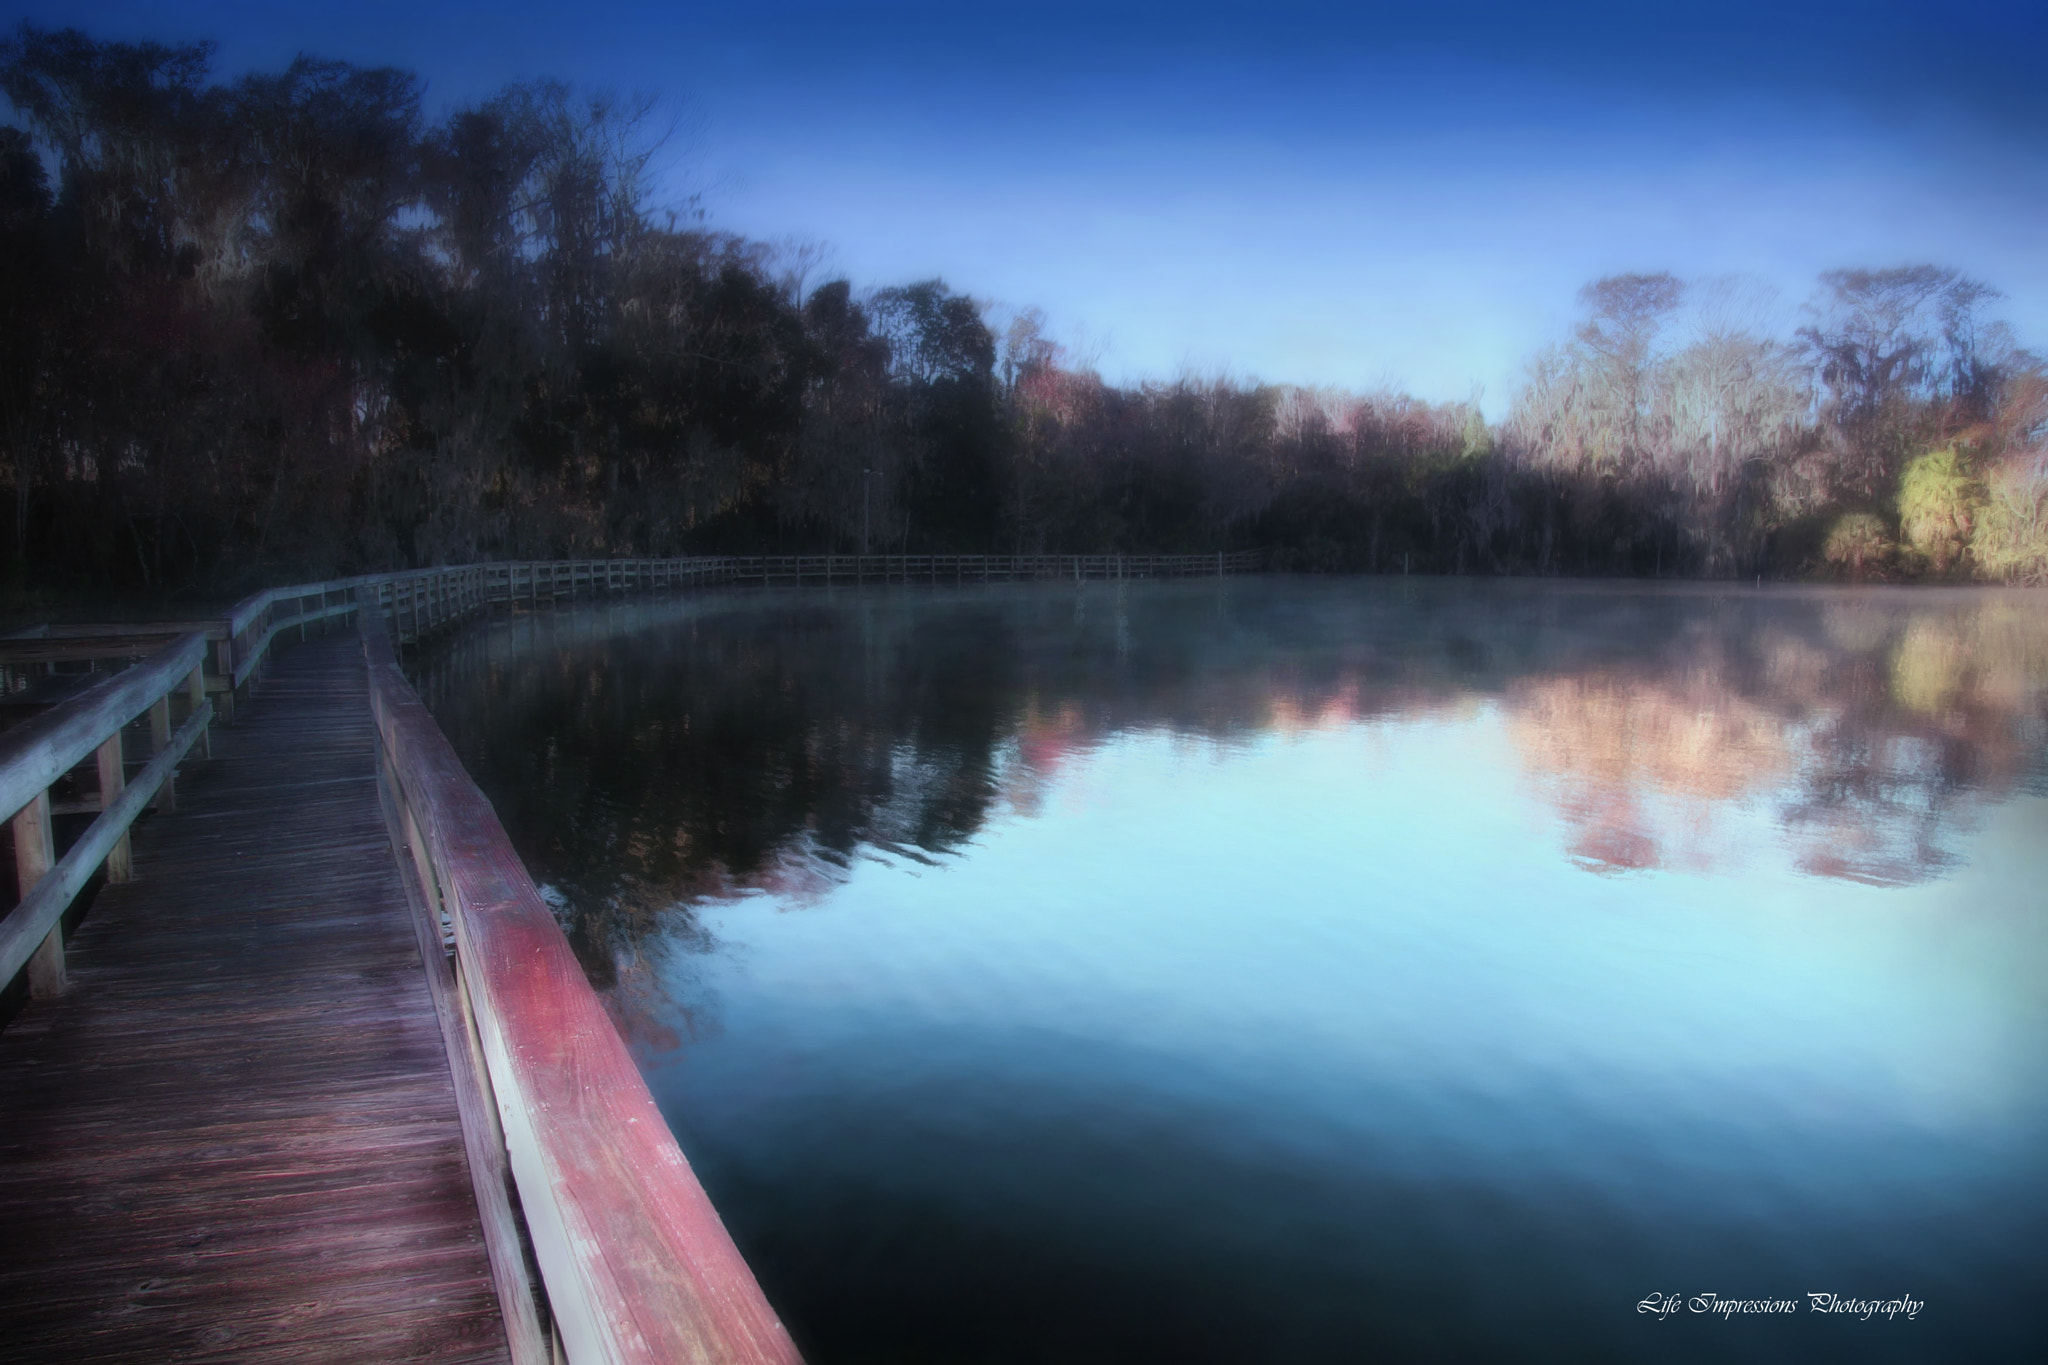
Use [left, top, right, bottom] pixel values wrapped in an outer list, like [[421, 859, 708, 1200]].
[[1, 551, 1263, 988], [0, 632, 212, 997], [363, 608, 802, 1365], [0, 550, 1263, 1353], [5, 552, 1265, 698]]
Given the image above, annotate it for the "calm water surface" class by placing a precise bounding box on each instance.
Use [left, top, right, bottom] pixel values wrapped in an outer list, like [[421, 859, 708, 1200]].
[[417, 579, 2048, 1363]]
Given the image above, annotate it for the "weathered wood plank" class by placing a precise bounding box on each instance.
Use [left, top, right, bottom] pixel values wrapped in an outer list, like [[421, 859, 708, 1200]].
[[0, 632, 508, 1365], [376, 750, 552, 1364], [230, 602, 360, 688], [366, 615, 802, 1365]]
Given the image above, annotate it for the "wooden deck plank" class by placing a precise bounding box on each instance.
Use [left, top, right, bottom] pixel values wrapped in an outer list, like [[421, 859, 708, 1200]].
[[0, 632, 509, 1364]]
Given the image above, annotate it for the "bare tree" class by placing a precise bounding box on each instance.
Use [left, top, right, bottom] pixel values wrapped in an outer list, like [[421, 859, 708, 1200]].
[[1576, 272, 1685, 472], [1656, 278, 1805, 571]]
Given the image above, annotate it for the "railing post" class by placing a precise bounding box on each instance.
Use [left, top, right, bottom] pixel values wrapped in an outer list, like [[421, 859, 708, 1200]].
[[14, 789, 61, 997], [215, 639, 236, 724], [150, 694, 176, 814], [186, 667, 210, 760], [96, 736, 131, 884]]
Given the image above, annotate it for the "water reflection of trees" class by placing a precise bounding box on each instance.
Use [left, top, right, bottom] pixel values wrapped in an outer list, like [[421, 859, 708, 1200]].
[[1508, 594, 2048, 881], [413, 583, 2048, 974]]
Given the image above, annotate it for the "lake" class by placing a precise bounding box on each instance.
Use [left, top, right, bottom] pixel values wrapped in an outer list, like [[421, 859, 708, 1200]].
[[415, 578, 2048, 1364]]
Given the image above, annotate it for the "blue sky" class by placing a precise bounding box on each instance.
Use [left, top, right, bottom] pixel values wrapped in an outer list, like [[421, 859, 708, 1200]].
[[18, 2, 2048, 415]]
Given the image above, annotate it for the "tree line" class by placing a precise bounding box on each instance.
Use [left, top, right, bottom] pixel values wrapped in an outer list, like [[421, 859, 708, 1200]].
[[2, 25, 2044, 598]]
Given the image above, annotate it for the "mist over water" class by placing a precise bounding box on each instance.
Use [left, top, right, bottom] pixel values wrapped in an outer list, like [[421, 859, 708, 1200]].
[[418, 579, 2048, 1363]]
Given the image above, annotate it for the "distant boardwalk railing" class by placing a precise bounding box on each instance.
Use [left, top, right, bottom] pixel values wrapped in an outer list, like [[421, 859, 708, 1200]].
[[1, 552, 1262, 702], [374, 550, 1264, 643], [0, 549, 1261, 1360]]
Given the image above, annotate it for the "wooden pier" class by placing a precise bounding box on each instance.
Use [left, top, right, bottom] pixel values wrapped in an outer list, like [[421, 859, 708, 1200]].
[[0, 552, 1263, 1361], [0, 632, 506, 1363]]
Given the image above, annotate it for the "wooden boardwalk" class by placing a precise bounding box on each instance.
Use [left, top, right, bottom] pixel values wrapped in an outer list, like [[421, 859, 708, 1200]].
[[0, 631, 508, 1363]]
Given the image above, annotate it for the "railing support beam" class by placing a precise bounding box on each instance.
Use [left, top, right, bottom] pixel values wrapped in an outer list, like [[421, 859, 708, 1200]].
[[149, 696, 175, 814], [96, 736, 130, 884], [13, 790, 60, 998], [186, 668, 209, 761]]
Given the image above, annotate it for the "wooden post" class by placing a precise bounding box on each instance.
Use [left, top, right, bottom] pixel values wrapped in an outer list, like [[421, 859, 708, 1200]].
[[215, 639, 236, 724], [14, 789, 61, 997], [97, 735, 131, 884], [186, 667, 210, 760], [151, 694, 176, 813]]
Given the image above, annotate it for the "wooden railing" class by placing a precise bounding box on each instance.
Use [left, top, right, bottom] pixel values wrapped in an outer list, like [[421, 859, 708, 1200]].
[[0, 632, 211, 998], [0, 549, 1265, 1357], [1, 549, 1264, 989], [0, 552, 1265, 697], [363, 608, 802, 1365], [366, 552, 1264, 641]]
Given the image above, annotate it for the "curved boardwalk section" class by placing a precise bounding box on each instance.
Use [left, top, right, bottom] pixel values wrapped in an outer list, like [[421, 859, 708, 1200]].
[[0, 631, 506, 1363]]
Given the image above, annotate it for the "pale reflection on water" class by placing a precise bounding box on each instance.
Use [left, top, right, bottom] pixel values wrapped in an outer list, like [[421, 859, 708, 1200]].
[[418, 580, 2048, 1363]]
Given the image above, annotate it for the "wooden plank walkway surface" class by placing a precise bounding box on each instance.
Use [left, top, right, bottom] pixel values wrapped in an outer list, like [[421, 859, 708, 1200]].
[[0, 631, 508, 1363]]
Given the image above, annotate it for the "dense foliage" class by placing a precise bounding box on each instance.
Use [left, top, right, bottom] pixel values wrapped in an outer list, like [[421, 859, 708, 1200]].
[[2, 27, 2044, 595]]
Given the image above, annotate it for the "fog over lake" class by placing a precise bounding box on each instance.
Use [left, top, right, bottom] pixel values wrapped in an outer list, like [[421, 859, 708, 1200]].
[[418, 579, 2048, 1363]]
